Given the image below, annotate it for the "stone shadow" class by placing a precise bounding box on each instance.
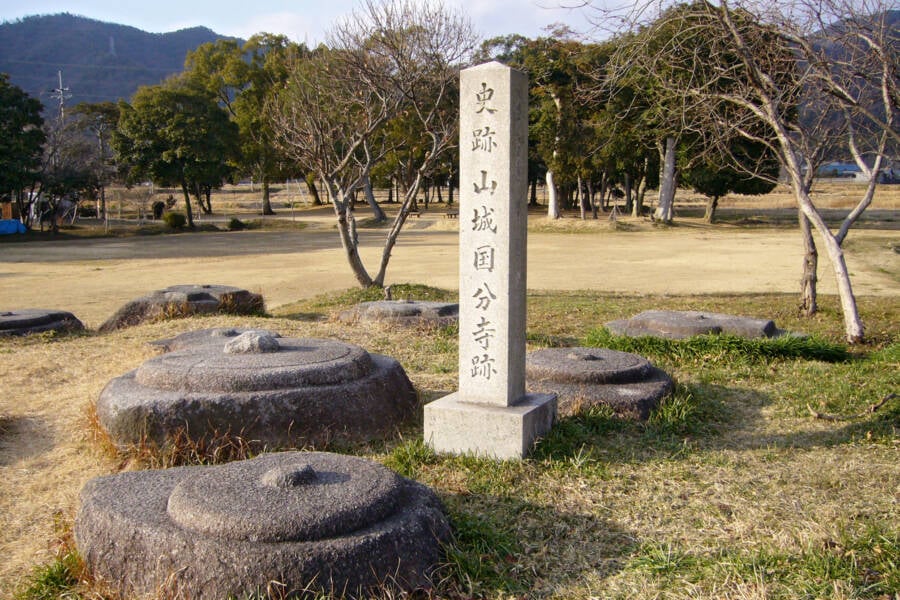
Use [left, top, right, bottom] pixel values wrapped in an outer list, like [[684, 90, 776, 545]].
[[0, 415, 55, 466], [529, 380, 895, 465], [276, 311, 327, 322], [439, 491, 635, 596]]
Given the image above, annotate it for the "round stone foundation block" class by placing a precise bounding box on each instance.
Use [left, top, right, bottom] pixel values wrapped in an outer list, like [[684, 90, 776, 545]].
[[606, 310, 781, 340], [338, 300, 458, 327], [97, 332, 418, 448], [99, 284, 265, 332], [75, 452, 451, 599], [0, 309, 84, 336], [526, 348, 673, 419]]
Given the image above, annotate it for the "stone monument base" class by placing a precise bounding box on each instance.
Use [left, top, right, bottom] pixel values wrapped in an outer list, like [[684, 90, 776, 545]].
[[424, 393, 556, 460]]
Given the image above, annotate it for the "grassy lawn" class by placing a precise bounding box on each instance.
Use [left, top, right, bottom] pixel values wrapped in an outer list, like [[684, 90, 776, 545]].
[[6, 284, 897, 599]]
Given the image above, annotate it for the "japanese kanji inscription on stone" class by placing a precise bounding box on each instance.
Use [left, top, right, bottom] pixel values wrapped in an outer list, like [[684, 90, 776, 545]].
[[424, 61, 556, 459]]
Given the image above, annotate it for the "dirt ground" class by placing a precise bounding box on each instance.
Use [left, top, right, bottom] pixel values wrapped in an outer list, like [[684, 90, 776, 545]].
[[2, 205, 897, 328]]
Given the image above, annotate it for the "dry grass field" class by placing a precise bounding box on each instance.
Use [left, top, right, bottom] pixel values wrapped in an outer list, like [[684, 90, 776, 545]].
[[0, 182, 897, 599]]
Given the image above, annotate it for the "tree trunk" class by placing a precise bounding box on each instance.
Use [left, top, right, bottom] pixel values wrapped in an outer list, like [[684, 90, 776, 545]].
[[599, 173, 608, 211], [704, 195, 719, 223], [327, 180, 374, 287], [529, 178, 538, 207], [798, 210, 818, 317], [180, 180, 195, 229], [99, 185, 106, 220], [305, 175, 322, 205], [655, 136, 676, 223], [373, 170, 425, 287], [589, 179, 598, 219], [447, 179, 454, 206], [578, 176, 587, 220], [362, 171, 386, 222], [633, 163, 648, 218], [261, 179, 275, 215], [624, 173, 633, 215], [793, 188, 862, 342], [546, 170, 560, 219]]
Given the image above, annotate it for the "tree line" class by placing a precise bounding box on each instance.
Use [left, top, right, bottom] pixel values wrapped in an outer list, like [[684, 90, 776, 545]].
[[0, 0, 895, 342]]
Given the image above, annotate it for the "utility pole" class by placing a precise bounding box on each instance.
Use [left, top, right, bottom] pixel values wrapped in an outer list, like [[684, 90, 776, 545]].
[[49, 70, 71, 122]]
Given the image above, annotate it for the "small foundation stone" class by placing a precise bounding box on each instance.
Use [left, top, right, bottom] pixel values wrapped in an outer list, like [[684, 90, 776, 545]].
[[526, 347, 673, 419], [0, 309, 84, 336], [338, 300, 459, 327]]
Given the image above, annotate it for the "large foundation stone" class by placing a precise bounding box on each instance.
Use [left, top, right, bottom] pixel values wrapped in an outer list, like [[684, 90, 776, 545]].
[[606, 310, 786, 340], [75, 451, 450, 599], [99, 284, 264, 332], [97, 330, 417, 448], [0, 309, 84, 336]]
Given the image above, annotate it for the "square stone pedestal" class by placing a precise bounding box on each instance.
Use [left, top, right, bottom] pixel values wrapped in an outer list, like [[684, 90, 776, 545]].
[[424, 393, 557, 460]]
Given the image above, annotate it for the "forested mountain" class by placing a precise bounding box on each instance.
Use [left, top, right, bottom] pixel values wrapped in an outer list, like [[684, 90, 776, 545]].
[[0, 13, 241, 110]]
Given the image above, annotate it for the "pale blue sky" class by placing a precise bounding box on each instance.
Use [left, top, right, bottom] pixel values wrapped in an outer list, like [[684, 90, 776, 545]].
[[1, 1, 599, 43]]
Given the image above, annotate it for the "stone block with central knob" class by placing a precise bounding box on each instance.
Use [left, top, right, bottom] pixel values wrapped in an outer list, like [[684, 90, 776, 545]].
[[96, 328, 418, 449], [75, 452, 451, 598]]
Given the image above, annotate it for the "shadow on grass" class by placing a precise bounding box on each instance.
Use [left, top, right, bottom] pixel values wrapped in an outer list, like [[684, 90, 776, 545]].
[[270, 311, 327, 322], [437, 492, 635, 597], [380, 439, 636, 595], [0, 415, 55, 466], [623, 524, 899, 597], [529, 378, 896, 466]]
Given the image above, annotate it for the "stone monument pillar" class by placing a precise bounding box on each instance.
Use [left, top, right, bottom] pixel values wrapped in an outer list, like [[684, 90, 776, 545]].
[[424, 62, 556, 459]]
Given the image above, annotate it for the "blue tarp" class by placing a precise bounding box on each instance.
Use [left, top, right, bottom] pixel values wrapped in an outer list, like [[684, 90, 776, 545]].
[[0, 219, 26, 234]]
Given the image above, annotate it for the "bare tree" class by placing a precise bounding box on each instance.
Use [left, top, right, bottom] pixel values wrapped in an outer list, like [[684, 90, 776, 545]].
[[600, 0, 896, 342], [270, 0, 476, 287]]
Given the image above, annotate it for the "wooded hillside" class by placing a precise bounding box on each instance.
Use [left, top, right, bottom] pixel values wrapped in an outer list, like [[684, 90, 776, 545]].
[[0, 13, 241, 109]]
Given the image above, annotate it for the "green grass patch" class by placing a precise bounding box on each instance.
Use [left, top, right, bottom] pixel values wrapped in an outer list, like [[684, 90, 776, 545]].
[[441, 503, 527, 596], [533, 384, 728, 469], [584, 328, 850, 364], [14, 551, 82, 600], [627, 525, 899, 598], [383, 437, 439, 479]]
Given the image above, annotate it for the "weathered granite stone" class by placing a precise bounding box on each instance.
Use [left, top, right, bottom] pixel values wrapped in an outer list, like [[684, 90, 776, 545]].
[[99, 284, 265, 332], [97, 334, 417, 448], [149, 326, 281, 353], [338, 300, 459, 327], [526, 348, 673, 419], [224, 330, 281, 354], [0, 309, 84, 336], [606, 310, 784, 340], [75, 451, 451, 599]]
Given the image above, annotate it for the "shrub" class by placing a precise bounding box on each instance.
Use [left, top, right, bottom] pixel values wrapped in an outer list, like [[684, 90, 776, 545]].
[[162, 212, 186, 229], [227, 217, 246, 231]]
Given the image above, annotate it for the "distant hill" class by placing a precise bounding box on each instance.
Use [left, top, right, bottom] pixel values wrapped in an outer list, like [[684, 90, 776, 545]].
[[0, 13, 242, 110]]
